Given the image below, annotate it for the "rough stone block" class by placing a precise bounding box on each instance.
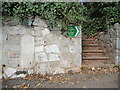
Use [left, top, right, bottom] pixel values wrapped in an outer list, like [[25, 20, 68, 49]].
[[34, 26, 44, 36], [45, 44, 59, 53], [118, 56, 120, 65], [75, 54, 82, 66], [118, 50, 120, 56], [104, 35, 110, 42], [117, 38, 120, 49], [33, 16, 47, 27], [61, 53, 76, 61], [36, 63, 47, 74], [8, 51, 20, 58], [66, 67, 81, 73], [44, 33, 58, 44], [35, 45, 44, 52], [28, 69, 34, 74], [11, 74, 27, 79], [0, 75, 2, 79], [59, 46, 69, 53], [4, 68, 16, 77], [21, 33, 34, 68], [73, 38, 80, 45], [42, 28, 50, 37], [3, 45, 20, 51], [46, 67, 53, 74], [35, 37, 43, 42], [35, 37, 45, 46], [49, 54, 60, 62], [69, 46, 80, 53], [6, 35, 21, 45], [49, 61, 60, 69], [35, 52, 48, 62], [2, 34, 8, 41], [113, 23, 120, 30], [8, 59, 20, 67], [118, 31, 120, 37], [9, 25, 26, 35], [59, 60, 70, 68], [35, 41, 44, 46], [53, 67, 64, 75], [59, 37, 70, 46]]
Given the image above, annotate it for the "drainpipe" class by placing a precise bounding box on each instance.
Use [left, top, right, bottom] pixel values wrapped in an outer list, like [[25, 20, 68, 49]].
[[116, 30, 119, 65]]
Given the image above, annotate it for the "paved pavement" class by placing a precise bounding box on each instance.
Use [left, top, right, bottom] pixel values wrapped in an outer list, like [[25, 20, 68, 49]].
[[1, 72, 119, 88]]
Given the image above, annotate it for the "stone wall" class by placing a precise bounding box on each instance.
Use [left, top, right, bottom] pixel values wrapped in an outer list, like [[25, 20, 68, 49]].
[[96, 23, 120, 65], [1, 16, 82, 79]]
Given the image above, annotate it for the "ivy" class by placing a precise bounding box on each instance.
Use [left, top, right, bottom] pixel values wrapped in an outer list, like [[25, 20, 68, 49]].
[[2, 2, 86, 32], [2, 2, 119, 36]]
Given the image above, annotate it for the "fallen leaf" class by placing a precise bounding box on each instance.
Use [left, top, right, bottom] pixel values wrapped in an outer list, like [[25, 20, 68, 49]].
[[13, 83, 29, 88], [34, 83, 42, 87]]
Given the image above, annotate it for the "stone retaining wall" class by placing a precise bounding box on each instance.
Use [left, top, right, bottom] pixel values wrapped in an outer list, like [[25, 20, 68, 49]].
[[96, 23, 120, 65], [1, 16, 82, 79]]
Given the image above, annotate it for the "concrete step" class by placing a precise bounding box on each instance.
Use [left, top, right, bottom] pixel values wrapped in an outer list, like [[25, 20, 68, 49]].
[[82, 44, 100, 47], [82, 50, 104, 53], [82, 57, 109, 60]]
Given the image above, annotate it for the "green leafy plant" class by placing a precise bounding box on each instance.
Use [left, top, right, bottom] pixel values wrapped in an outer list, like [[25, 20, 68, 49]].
[[82, 2, 120, 37], [2, 2, 86, 32]]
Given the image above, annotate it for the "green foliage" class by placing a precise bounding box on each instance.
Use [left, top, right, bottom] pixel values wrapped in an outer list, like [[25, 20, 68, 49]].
[[2, 2, 119, 36], [2, 2, 86, 31], [82, 2, 120, 36], [113, 65, 120, 69]]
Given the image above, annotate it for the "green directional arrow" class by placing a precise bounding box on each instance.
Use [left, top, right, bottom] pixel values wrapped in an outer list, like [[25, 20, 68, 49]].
[[66, 25, 80, 37]]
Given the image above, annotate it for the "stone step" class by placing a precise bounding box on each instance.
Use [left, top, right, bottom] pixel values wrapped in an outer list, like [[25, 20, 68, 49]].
[[82, 60, 107, 62], [82, 50, 104, 53], [82, 42, 97, 44], [82, 54, 103, 57], [82, 47, 101, 50], [82, 57, 109, 60], [82, 39, 95, 41], [82, 40, 97, 44], [82, 37, 109, 62], [82, 53, 103, 56], [82, 44, 100, 47]]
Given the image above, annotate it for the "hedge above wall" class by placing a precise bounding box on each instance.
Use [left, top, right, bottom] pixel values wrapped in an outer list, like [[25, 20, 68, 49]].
[[82, 2, 120, 36], [2, 2, 86, 31], [2, 2, 119, 36]]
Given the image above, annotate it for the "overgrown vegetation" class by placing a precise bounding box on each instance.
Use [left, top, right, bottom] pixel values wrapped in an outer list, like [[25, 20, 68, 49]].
[[2, 2, 120, 36], [83, 2, 120, 36], [2, 2, 86, 32]]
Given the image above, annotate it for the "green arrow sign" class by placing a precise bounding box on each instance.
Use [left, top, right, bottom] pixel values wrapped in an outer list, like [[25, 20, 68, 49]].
[[66, 25, 80, 37]]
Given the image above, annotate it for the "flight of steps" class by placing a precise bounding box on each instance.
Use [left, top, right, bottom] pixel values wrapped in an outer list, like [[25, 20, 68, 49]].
[[82, 38, 109, 62]]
